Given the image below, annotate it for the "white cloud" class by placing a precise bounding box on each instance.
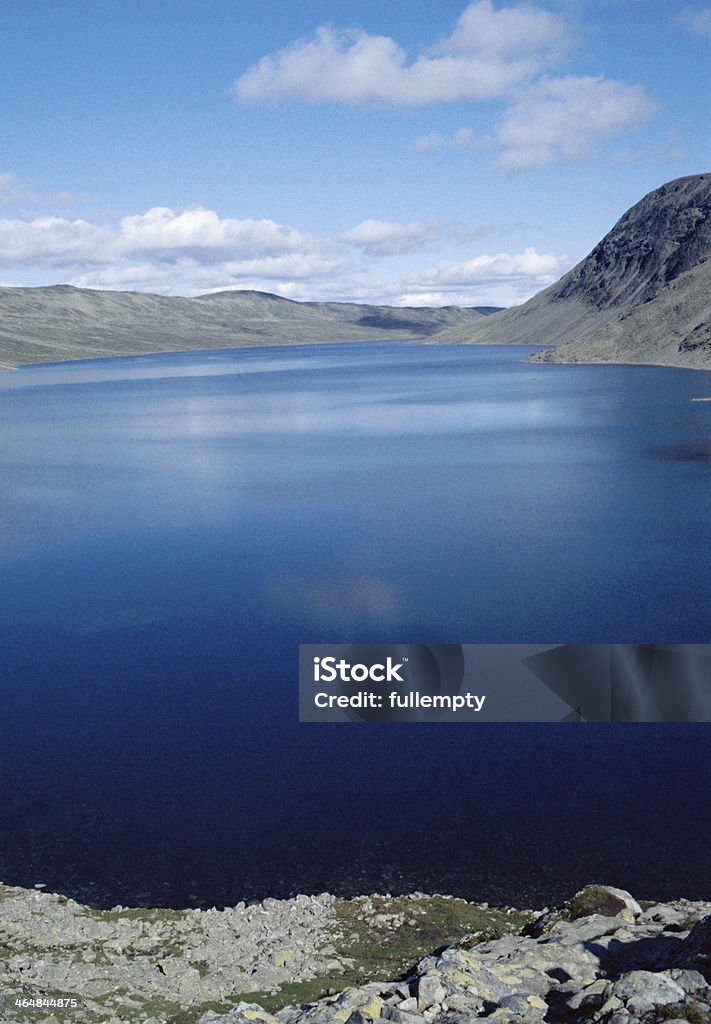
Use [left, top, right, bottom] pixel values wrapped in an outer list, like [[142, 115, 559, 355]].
[[408, 247, 569, 284], [0, 190, 570, 306], [436, 0, 569, 62], [339, 218, 491, 255], [0, 207, 315, 270], [71, 252, 343, 296], [496, 75, 656, 169], [119, 206, 310, 262], [232, 1, 570, 105], [412, 128, 476, 152], [70, 263, 179, 290], [220, 253, 342, 280], [395, 292, 461, 308], [0, 215, 115, 266], [399, 247, 571, 304], [232, 3, 655, 170]]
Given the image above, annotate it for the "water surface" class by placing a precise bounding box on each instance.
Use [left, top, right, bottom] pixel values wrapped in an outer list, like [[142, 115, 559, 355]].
[[0, 343, 709, 907]]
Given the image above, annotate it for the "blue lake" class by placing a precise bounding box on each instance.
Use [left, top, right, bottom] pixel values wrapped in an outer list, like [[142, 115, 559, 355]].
[[0, 342, 709, 907]]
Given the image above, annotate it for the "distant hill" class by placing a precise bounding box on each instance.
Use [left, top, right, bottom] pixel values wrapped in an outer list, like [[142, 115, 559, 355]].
[[0, 285, 497, 368], [433, 174, 711, 370]]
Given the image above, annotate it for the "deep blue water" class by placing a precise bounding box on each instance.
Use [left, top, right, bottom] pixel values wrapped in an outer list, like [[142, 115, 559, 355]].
[[0, 342, 709, 908]]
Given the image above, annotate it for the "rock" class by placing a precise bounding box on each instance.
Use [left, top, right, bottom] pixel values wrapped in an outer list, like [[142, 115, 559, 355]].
[[678, 913, 711, 980], [381, 1007, 424, 1024], [344, 1012, 370, 1024], [415, 975, 447, 1010], [396, 997, 418, 1013], [549, 912, 630, 942], [564, 885, 642, 922], [639, 904, 689, 930], [523, 885, 641, 939], [498, 992, 548, 1016], [0, 883, 347, 1022], [521, 909, 560, 938], [565, 977, 608, 1011], [606, 1013, 638, 1024], [666, 968, 708, 993], [597, 995, 624, 1016], [607, 970, 686, 1014], [2, 882, 711, 1024], [420, 946, 516, 1003]]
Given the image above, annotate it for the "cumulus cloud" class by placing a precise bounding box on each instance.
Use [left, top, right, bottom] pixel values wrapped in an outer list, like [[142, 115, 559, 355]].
[[399, 247, 571, 303], [496, 75, 656, 170], [232, 3, 655, 169], [233, 1, 570, 105], [414, 247, 568, 283], [0, 216, 115, 266], [0, 188, 568, 305], [0, 207, 314, 270], [119, 207, 310, 262]]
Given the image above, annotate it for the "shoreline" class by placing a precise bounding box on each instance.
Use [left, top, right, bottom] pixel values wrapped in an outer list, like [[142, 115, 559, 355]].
[[1, 881, 709, 1024], [0, 339, 536, 374], [1, 339, 711, 375]]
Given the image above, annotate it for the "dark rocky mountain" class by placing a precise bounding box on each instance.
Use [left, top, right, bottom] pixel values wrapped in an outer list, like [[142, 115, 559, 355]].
[[555, 174, 711, 309], [433, 174, 711, 369], [0, 285, 495, 369]]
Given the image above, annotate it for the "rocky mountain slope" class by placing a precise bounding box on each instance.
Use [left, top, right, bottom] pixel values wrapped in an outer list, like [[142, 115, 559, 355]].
[[1, 883, 709, 1024], [433, 174, 711, 370], [0, 286, 492, 369]]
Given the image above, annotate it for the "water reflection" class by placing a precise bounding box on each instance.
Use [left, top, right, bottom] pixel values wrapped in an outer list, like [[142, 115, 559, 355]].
[[0, 344, 710, 906]]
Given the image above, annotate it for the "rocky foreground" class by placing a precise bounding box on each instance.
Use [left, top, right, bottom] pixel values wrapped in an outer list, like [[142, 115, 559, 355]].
[[0, 884, 709, 1024]]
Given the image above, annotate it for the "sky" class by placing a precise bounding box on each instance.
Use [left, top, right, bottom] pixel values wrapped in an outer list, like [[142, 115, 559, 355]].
[[1, 0, 710, 307]]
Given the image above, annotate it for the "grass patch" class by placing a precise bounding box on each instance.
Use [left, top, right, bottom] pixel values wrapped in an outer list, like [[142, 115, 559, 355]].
[[1, 891, 533, 1022], [648, 1001, 710, 1024], [240, 894, 531, 1013]]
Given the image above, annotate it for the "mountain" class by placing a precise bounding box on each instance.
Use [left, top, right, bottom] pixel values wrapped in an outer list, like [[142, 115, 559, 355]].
[[433, 173, 711, 370], [5, 175, 709, 372], [0, 285, 496, 369]]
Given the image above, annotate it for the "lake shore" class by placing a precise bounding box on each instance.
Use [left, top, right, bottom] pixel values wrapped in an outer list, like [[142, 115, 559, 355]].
[[1, 882, 709, 1024], [2, 337, 711, 374]]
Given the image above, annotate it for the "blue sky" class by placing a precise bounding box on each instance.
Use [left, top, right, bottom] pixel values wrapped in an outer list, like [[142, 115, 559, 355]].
[[1, 0, 710, 305]]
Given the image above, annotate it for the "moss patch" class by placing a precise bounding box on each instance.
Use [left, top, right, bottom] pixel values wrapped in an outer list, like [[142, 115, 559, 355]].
[[241, 895, 531, 1013], [0, 891, 532, 1022], [648, 1001, 710, 1024], [565, 886, 627, 921]]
